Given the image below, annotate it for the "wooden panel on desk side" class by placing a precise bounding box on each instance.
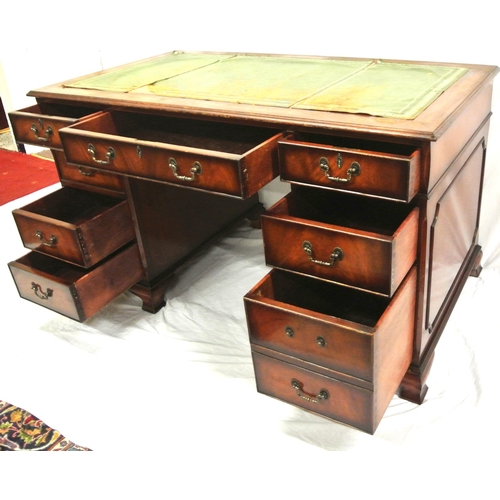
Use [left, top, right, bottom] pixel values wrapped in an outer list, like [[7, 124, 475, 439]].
[[125, 178, 260, 282]]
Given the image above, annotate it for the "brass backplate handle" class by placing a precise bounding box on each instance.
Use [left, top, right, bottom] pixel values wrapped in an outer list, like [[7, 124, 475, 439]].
[[319, 156, 361, 183], [36, 230, 57, 247], [31, 282, 53, 300], [168, 157, 202, 182], [88, 144, 115, 165], [291, 379, 329, 403], [30, 122, 53, 143], [302, 240, 343, 266]]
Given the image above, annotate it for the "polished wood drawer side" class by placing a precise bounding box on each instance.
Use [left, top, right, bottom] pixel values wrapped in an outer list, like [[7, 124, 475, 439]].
[[59, 111, 282, 199], [261, 188, 419, 296], [12, 187, 135, 268], [8, 243, 144, 322], [9, 104, 100, 150], [279, 133, 421, 202]]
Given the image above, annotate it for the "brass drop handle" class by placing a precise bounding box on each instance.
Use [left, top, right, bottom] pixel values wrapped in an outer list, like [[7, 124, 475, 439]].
[[319, 156, 360, 183], [88, 144, 115, 165], [36, 230, 57, 247], [78, 166, 95, 177], [31, 282, 53, 300], [168, 157, 203, 182], [30, 121, 53, 143], [302, 241, 343, 267], [291, 379, 329, 403]]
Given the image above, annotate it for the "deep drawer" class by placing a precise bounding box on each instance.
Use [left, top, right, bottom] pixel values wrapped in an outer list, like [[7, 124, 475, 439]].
[[246, 268, 416, 433], [53, 150, 125, 195], [252, 351, 375, 433], [59, 111, 282, 198], [279, 132, 421, 202], [261, 187, 418, 296], [9, 104, 99, 150], [245, 267, 416, 383], [12, 187, 135, 268], [8, 243, 144, 322]]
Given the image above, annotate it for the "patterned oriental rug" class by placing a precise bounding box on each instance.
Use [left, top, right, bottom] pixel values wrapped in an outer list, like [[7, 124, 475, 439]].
[[0, 401, 91, 451]]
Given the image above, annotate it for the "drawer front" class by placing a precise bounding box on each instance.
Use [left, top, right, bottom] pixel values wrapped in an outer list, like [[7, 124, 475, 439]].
[[53, 150, 125, 195], [9, 244, 144, 322], [279, 135, 420, 202], [261, 190, 419, 296], [252, 351, 375, 433], [245, 267, 416, 382], [59, 111, 281, 199], [12, 188, 135, 268], [8, 104, 97, 150]]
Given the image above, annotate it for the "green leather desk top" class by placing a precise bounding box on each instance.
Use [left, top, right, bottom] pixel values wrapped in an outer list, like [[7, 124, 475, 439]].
[[65, 52, 468, 120]]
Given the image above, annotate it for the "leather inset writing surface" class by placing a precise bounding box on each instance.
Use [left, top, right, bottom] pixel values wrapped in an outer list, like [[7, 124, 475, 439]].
[[65, 52, 468, 119]]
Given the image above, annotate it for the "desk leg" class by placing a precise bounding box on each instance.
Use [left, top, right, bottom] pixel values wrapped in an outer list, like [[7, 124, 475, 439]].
[[397, 354, 434, 404], [130, 280, 168, 313]]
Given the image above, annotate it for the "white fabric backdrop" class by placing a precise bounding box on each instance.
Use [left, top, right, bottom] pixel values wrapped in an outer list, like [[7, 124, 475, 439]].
[[1, 171, 499, 454]]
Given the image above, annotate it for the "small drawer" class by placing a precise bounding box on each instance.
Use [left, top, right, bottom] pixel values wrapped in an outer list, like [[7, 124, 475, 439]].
[[279, 132, 421, 202], [245, 268, 416, 433], [12, 187, 135, 268], [245, 267, 416, 383], [9, 104, 99, 150], [8, 243, 144, 322], [59, 111, 282, 199], [261, 187, 418, 296], [53, 150, 125, 195]]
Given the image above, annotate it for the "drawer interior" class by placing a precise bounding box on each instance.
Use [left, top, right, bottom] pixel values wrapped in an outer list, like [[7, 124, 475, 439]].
[[257, 270, 390, 327], [78, 111, 278, 154], [35, 102, 100, 119], [287, 131, 418, 157], [18, 187, 126, 225], [15, 251, 89, 283], [277, 187, 415, 235]]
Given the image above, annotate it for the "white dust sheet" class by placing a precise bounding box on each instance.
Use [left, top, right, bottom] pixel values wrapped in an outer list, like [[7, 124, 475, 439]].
[[1, 177, 499, 457]]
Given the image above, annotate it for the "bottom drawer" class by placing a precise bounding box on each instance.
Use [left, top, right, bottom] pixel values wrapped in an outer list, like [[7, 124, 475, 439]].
[[8, 243, 144, 322], [252, 350, 375, 433]]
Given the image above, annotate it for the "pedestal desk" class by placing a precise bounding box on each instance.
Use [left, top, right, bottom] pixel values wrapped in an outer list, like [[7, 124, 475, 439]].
[[7, 52, 498, 433]]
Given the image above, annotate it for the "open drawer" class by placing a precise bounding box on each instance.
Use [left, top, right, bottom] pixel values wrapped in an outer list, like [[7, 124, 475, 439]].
[[59, 111, 282, 198], [9, 103, 100, 150], [261, 187, 419, 296], [279, 132, 421, 202], [8, 243, 144, 322], [245, 267, 417, 433], [12, 188, 135, 268]]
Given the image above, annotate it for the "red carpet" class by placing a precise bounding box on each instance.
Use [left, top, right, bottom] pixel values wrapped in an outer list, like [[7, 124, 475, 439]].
[[0, 148, 59, 205]]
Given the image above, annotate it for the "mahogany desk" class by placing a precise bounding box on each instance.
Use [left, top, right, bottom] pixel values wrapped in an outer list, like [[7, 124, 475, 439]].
[[7, 52, 498, 433]]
